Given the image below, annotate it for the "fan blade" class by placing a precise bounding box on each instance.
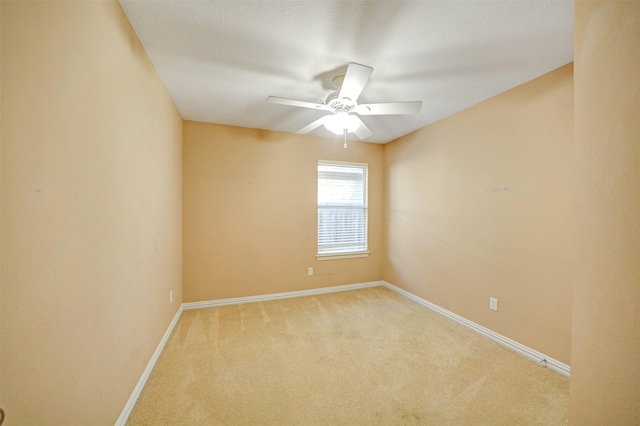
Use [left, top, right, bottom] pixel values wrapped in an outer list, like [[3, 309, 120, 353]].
[[296, 117, 326, 135], [355, 101, 422, 115], [352, 116, 373, 140], [338, 63, 373, 102], [267, 96, 331, 111]]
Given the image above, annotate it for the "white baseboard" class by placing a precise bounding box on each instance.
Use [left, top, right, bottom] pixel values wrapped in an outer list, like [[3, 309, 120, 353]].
[[382, 281, 570, 377], [115, 306, 183, 426], [117, 279, 569, 424], [181, 280, 385, 310]]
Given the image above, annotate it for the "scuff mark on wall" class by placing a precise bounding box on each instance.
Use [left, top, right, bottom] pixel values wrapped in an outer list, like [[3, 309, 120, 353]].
[[484, 185, 524, 195]]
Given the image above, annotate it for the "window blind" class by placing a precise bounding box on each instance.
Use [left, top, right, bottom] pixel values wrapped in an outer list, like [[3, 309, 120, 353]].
[[318, 161, 368, 255]]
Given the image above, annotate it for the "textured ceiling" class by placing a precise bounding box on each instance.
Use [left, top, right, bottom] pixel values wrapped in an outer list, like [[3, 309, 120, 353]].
[[119, 0, 573, 144]]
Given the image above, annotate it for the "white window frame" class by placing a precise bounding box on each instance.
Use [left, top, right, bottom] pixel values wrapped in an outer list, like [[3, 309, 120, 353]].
[[316, 160, 370, 260]]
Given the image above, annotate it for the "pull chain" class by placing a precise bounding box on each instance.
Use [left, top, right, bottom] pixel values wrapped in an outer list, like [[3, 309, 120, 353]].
[[343, 128, 348, 149]]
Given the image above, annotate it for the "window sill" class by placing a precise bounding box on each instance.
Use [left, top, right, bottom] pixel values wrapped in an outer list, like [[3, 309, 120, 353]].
[[316, 252, 371, 261]]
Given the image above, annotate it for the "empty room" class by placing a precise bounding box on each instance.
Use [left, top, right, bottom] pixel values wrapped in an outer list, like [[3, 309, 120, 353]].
[[1, 1, 638, 425]]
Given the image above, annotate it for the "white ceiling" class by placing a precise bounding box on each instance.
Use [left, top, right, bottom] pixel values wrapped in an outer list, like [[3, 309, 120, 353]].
[[119, 0, 573, 144]]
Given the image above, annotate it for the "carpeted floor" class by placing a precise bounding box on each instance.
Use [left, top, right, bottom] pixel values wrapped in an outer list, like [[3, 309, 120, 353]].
[[127, 286, 568, 425]]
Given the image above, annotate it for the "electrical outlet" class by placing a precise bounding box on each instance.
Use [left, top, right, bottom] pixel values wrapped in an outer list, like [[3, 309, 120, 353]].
[[308, 267, 313, 276], [170, 290, 173, 303], [489, 297, 498, 311]]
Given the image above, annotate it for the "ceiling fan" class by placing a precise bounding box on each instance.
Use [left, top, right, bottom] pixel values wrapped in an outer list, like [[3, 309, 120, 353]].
[[266, 63, 422, 145]]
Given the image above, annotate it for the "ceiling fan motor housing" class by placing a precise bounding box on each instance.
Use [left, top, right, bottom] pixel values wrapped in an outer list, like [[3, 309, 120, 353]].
[[325, 91, 356, 113]]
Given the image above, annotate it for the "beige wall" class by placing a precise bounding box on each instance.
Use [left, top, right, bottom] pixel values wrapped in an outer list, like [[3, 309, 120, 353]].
[[1, 1, 182, 424], [383, 64, 574, 363], [570, 2, 640, 423], [182, 121, 383, 302]]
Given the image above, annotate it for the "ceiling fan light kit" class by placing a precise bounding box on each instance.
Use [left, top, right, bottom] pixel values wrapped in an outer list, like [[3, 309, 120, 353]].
[[323, 111, 361, 135], [266, 62, 422, 145]]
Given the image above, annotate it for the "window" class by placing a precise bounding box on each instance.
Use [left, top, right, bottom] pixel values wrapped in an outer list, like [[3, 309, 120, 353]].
[[317, 161, 369, 259]]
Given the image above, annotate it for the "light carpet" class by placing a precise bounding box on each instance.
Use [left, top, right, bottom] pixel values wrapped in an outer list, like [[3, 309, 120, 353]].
[[127, 286, 568, 425]]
